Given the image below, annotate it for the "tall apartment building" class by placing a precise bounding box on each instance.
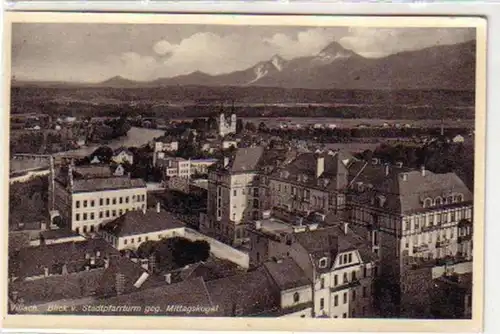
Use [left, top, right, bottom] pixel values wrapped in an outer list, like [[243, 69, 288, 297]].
[[246, 210, 378, 318], [205, 147, 265, 246], [49, 161, 147, 235], [267, 151, 361, 217], [346, 164, 473, 314]]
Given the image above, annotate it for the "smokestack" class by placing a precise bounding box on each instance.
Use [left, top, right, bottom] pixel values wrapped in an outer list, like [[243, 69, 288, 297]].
[[316, 155, 325, 178], [115, 273, 126, 296], [156, 202, 161, 213], [421, 165, 426, 177]]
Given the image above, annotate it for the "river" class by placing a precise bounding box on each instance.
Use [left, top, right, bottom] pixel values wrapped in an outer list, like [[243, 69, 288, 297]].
[[54, 127, 165, 158]]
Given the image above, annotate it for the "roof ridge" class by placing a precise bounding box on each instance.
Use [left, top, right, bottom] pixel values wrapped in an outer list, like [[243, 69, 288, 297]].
[[199, 277, 215, 307]]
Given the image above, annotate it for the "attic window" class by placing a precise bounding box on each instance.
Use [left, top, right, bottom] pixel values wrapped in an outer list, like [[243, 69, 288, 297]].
[[456, 193, 464, 202], [435, 197, 443, 206], [319, 257, 328, 268], [423, 198, 433, 208]]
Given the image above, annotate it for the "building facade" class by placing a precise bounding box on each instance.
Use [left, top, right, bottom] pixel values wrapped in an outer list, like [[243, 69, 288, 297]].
[[246, 214, 377, 318], [50, 162, 147, 235], [205, 147, 265, 246], [346, 165, 474, 314]]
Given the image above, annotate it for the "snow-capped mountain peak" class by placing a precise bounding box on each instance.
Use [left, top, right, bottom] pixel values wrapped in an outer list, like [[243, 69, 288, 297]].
[[270, 55, 286, 71], [248, 64, 269, 84]]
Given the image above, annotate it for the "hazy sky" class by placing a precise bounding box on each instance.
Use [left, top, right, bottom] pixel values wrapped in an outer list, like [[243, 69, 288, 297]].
[[11, 24, 475, 83]]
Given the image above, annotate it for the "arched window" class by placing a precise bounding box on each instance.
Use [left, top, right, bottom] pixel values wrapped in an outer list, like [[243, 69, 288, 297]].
[[435, 197, 443, 206], [423, 198, 432, 208], [293, 292, 300, 303], [447, 196, 454, 204]]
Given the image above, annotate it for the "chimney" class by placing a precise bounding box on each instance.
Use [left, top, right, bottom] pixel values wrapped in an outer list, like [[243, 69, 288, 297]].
[[104, 258, 110, 269], [316, 155, 325, 178], [68, 161, 74, 190], [402, 173, 408, 181], [115, 273, 126, 296], [255, 221, 262, 230], [62, 264, 68, 275], [344, 222, 349, 235], [44, 267, 49, 277], [223, 157, 230, 168], [142, 206, 146, 215], [262, 210, 271, 219], [165, 273, 172, 284], [385, 164, 390, 176], [421, 165, 426, 177], [85, 265, 90, 271], [156, 202, 161, 213]]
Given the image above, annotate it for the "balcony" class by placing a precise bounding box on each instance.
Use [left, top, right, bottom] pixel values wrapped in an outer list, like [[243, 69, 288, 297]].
[[435, 240, 451, 248], [330, 279, 361, 293], [457, 235, 472, 243]]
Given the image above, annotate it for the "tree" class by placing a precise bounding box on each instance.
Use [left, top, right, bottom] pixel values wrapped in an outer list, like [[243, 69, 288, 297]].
[[258, 122, 268, 133], [137, 240, 158, 259], [236, 119, 244, 133], [90, 146, 113, 163], [244, 122, 257, 133]]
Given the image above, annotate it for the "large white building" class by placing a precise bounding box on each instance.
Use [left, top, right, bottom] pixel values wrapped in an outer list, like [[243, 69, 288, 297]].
[[158, 157, 218, 179], [100, 205, 185, 250], [204, 147, 265, 246], [49, 161, 147, 235]]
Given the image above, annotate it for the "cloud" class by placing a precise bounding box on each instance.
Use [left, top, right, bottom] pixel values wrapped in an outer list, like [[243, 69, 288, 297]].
[[11, 24, 475, 83], [264, 28, 340, 59], [339, 27, 475, 57], [153, 40, 175, 56]]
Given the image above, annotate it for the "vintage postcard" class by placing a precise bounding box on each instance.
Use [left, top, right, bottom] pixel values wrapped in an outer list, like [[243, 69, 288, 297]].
[[2, 12, 486, 332]]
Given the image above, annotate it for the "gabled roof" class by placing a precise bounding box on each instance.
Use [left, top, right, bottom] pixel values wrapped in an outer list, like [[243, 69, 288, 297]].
[[113, 147, 133, 156], [354, 168, 473, 215], [264, 258, 311, 291], [101, 209, 185, 238], [10, 255, 151, 305], [11, 238, 120, 279], [230, 147, 265, 173], [205, 266, 280, 316], [89, 277, 214, 316]]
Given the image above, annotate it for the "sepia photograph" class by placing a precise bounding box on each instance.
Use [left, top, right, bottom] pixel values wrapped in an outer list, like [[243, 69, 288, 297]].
[[2, 13, 486, 332]]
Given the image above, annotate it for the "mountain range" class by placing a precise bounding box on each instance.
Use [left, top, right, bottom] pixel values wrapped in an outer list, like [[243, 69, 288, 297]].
[[15, 40, 476, 91]]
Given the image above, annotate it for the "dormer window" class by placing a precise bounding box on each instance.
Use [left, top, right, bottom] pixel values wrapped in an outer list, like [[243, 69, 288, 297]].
[[456, 193, 464, 202], [435, 196, 443, 206], [319, 257, 328, 268], [423, 198, 432, 208], [446, 196, 454, 204]]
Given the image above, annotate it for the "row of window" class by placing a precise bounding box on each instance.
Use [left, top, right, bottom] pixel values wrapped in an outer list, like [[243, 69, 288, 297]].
[[403, 208, 472, 232], [233, 188, 259, 197], [404, 228, 456, 248], [318, 267, 371, 290], [75, 194, 146, 209], [75, 205, 145, 221], [422, 194, 465, 208]]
